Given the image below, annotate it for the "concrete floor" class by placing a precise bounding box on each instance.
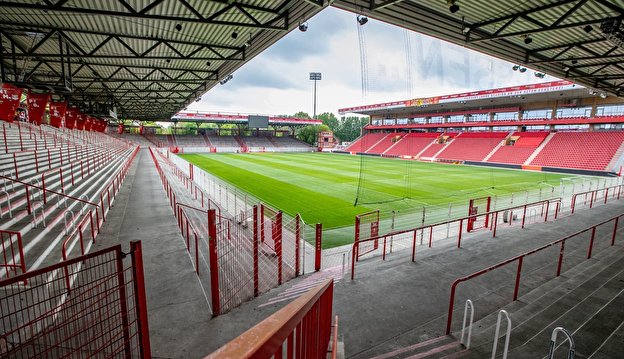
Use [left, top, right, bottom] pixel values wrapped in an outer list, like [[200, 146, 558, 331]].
[[91, 148, 624, 358]]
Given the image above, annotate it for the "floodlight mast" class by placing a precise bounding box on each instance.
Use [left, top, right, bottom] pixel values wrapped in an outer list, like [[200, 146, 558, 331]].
[[309, 72, 322, 119]]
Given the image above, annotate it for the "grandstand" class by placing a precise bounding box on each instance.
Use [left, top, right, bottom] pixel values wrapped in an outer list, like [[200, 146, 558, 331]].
[[3, 1, 624, 358], [339, 81, 624, 175]]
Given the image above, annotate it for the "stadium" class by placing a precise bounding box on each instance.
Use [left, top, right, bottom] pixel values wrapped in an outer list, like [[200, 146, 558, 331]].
[[1, 1, 624, 359]]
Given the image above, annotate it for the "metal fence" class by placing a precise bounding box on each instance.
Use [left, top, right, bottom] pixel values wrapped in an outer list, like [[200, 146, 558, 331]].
[[0, 242, 151, 358]]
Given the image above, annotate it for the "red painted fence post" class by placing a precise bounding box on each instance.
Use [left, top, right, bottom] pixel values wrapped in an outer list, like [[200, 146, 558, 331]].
[[207, 209, 220, 316], [130, 241, 153, 359], [253, 206, 259, 297], [295, 213, 301, 277], [587, 226, 596, 259], [315, 223, 322, 272], [612, 217, 619, 246], [513, 256, 523, 301], [275, 211, 283, 285]]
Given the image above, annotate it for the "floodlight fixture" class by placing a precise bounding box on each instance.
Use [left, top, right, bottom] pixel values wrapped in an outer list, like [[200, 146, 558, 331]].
[[448, 0, 459, 13], [357, 15, 368, 25]]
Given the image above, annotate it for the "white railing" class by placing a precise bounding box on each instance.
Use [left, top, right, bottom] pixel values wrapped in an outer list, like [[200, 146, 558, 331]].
[[492, 310, 512, 359], [461, 299, 475, 348], [547, 327, 575, 359]]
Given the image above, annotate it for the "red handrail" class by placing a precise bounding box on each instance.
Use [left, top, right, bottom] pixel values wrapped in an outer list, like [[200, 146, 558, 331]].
[[571, 184, 623, 214], [445, 212, 623, 334], [351, 198, 562, 279], [206, 278, 334, 359]]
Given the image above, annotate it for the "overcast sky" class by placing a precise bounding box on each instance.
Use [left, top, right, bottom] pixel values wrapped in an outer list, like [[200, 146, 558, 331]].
[[186, 7, 556, 117]]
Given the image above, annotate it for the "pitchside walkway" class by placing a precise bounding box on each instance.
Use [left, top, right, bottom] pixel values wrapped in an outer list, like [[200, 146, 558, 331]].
[[90, 149, 218, 357], [87, 150, 624, 358]]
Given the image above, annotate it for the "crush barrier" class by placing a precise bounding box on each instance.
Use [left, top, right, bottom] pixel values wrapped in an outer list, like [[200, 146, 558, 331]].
[[351, 198, 562, 279], [446, 212, 624, 334]]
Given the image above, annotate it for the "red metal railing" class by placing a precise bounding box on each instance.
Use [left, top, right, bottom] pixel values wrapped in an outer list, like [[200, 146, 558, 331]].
[[0, 241, 152, 358], [571, 184, 623, 214], [206, 278, 335, 359], [351, 198, 562, 279], [445, 212, 623, 335], [0, 230, 26, 282]]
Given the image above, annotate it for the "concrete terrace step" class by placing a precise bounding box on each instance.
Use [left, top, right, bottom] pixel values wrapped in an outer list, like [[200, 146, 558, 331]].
[[370, 335, 464, 359], [450, 231, 624, 342], [0, 145, 137, 276], [461, 249, 624, 354], [335, 202, 624, 358]]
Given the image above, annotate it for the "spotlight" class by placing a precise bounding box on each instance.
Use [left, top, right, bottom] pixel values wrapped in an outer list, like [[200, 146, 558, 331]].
[[588, 89, 597, 95], [571, 60, 578, 64], [512, 65, 520, 71], [600, 93, 607, 99], [161, 76, 165, 80], [206, 61, 211, 67], [524, 36, 533, 45], [166, 59, 170, 63], [563, 66, 571, 72], [448, 0, 459, 13], [357, 15, 368, 26], [519, 67, 527, 73], [583, 25, 593, 33], [462, 26, 470, 34], [534, 72, 545, 79], [175, 24, 182, 31], [231, 31, 238, 39], [196, 97, 201, 102], [298, 22, 308, 32]]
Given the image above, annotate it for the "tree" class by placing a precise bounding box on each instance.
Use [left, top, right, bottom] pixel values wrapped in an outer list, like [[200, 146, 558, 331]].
[[317, 112, 339, 131], [293, 111, 311, 119], [296, 124, 330, 145], [333, 116, 368, 142]]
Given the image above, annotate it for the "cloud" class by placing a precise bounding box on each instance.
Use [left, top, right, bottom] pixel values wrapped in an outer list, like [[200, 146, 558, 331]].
[[190, 7, 559, 117]]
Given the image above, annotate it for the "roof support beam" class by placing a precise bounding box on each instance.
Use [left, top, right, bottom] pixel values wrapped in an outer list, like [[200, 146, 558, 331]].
[[0, 1, 289, 30]]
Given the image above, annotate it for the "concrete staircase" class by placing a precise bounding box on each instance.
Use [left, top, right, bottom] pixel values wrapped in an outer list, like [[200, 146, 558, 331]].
[[0, 119, 138, 277], [457, 245, 624, 358], [524, 132, 555, 165]]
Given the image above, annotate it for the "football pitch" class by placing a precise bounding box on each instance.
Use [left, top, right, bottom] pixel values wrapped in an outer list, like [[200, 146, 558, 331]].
[[179, 152, 571, 232]]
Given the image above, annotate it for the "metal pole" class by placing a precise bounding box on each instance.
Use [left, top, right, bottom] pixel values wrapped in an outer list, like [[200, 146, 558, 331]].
[[313, 79, 317, 119]]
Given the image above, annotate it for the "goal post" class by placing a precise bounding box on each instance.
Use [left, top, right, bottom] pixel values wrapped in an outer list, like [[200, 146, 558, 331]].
[[355, 210, 380, 260], [467, 196, 491, 232]]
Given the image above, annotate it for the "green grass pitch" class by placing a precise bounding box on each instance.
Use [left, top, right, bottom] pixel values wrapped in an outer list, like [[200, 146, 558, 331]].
[[179, 152, 569, 233]]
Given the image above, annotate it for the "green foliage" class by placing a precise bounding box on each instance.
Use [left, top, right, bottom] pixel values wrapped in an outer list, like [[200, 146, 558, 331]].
[[293, 111, 311, 119], [296, 124, 330, 145], [334, 116, 369, 142]]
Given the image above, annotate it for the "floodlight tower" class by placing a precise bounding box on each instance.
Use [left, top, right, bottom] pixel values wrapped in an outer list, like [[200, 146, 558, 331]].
[[309, 72, 322, 119]]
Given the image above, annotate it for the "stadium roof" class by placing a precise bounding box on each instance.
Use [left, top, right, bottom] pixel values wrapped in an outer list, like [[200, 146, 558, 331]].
[[172, 111, 322, 126], [338, 80, 594, 116], [1, 1, 624, 121]]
